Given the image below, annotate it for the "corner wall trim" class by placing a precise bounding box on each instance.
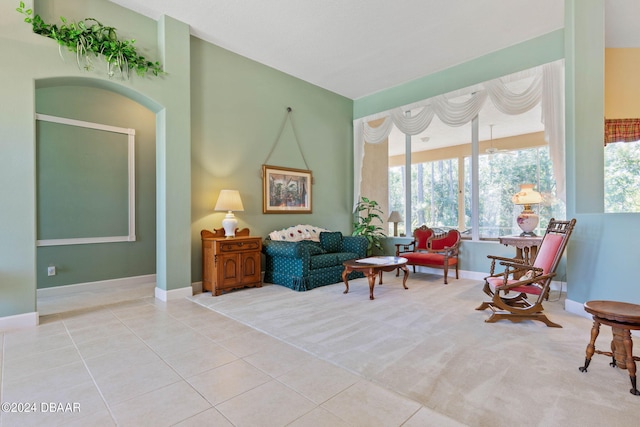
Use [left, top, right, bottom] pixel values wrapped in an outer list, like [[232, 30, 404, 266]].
[[155, 285, 193, 301], [0, 311, 39, 332]]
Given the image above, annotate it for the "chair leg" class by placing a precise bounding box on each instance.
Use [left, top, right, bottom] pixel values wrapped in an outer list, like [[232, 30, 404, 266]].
[[476, 301, 493, 311], [485, 311, 562, 328], [482, 281, 494, 297], [443, 265, 448, 284]]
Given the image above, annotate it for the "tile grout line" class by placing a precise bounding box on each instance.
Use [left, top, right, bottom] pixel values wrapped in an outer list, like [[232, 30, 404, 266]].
[[61, 316, 119, 425]]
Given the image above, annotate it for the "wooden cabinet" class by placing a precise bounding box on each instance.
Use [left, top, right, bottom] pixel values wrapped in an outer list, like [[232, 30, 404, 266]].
[[201, 231, 262, 296]]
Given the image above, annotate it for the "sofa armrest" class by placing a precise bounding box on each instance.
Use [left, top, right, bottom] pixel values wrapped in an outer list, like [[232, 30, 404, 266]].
[[342, 236, 368, 257]]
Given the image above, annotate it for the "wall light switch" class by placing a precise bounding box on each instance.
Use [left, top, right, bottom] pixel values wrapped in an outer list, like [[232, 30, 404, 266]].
[[47, 266, 56, 276]]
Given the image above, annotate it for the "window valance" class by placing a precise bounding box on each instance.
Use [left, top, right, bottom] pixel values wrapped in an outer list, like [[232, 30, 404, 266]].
[[353, 59, 565, 207], [604, 118, 640, 145]]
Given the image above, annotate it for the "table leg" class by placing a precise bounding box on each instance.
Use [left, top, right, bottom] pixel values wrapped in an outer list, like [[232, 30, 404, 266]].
[[579, 319, 601, 373], [368, 271, 377, 300], [400, 265, 409, 289], [342, 267, 351, 294], [611, 327, 628, 368], [378, 270, 383, 285], [622, 328, 640, 395], [513, 248, 525, 279]]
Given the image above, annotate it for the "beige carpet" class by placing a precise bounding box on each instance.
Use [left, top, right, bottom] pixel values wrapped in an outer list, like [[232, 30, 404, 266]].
[[190, 273, 640, 427]]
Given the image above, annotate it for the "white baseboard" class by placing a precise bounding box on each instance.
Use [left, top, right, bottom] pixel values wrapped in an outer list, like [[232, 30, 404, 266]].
[[0, 311, 39, 332], [191, 281, 203, 295], [37, 274, 157, 298], [155, 285, 193, 301], [565, 298, 590, 319]]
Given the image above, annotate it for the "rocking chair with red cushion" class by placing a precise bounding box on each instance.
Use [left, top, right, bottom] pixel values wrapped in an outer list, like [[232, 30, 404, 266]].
[[476, 218, 576, 328], [395, 226, 461, 284]]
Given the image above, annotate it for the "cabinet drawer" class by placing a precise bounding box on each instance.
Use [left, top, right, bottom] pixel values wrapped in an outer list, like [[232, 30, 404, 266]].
[[219, 240, 260, 252]]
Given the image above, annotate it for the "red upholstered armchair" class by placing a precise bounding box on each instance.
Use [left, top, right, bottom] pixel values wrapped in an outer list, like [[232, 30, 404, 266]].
[[395, 226, 461, 284]]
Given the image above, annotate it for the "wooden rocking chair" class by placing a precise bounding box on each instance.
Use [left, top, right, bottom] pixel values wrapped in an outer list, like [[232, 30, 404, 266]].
[[476, 218, 576, 328]]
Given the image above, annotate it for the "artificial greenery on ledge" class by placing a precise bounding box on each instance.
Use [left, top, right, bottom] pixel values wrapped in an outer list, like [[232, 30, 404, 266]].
[[16, 1, 163, 79]]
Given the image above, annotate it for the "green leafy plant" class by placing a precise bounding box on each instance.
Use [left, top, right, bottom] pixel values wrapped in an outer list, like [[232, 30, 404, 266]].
[[16, 1, 163, 79], [352, 197, 386, 255]]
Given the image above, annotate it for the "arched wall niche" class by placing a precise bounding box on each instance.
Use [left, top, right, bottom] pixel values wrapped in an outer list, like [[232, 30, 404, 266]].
[[33, 76, 161, 303], [36, 76, 164, 113]]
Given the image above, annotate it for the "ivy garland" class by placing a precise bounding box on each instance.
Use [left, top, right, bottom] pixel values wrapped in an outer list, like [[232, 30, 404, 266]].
[[16, 1, 163, 79]]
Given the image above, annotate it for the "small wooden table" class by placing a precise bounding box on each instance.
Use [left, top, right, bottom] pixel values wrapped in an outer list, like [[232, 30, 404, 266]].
[[498, 235, 543, 279], [342, 256, 409, 300], [579, 300, 640, 395]]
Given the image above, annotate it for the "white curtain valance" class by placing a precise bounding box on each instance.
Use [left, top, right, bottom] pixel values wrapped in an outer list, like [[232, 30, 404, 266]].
[[354, 59, 565, 208]]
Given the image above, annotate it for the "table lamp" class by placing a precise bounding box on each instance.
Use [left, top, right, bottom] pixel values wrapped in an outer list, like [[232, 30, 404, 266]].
[[511, 184, 542, 236], [214, 190, 244, 237], [388, 210, 403, 237]]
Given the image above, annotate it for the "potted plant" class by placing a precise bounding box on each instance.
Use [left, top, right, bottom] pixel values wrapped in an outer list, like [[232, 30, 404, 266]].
[[352, 197, 386, 255]]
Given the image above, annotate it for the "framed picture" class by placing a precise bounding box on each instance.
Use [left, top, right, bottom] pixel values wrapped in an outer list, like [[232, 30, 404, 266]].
[[263, 165, 312, 213]]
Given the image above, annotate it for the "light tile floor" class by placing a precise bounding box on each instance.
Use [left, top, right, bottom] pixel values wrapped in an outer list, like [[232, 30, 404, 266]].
[[0, 289, 462, 427]]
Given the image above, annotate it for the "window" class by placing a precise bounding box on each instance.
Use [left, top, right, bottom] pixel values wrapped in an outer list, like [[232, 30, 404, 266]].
[[360, 62, 566, 240], [386, 92, 564, 240], [389, 157, 460, 236], [605, 139, 640, 213], [464, 146, 564, 238]]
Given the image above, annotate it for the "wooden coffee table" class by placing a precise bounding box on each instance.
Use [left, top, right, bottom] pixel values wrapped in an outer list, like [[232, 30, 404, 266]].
[[342, 256, 409, 300], [578, 300, 640, 395]]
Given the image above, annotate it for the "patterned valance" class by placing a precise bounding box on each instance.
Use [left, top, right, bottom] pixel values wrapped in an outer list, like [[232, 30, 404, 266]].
[[604, 118, 640, 145]]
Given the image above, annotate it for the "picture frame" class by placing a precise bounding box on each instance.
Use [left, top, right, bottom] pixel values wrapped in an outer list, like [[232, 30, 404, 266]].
[[262, 165, 312, 214]]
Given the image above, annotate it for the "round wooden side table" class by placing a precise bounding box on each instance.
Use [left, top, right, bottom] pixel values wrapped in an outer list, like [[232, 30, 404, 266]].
[[578, 300, 640, 395]]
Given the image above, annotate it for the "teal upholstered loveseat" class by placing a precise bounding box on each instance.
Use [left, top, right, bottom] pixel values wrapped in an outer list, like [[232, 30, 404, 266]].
[[262, 231, 367, 291]]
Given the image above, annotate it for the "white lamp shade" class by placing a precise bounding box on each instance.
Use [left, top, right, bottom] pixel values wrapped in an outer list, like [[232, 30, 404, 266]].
[[388, 211, 403, 223], [215, 190, 244, 212], [215, 190, 244, 237], [511, 184, 542, 206]]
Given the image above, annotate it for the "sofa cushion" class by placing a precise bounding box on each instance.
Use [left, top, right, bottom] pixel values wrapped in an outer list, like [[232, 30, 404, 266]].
[[335, 252, 360, 264], [301, 241, 326, 256], [404, 252, 458, 266], [310, 254, 338, 269], [320, 232, 343, 253]]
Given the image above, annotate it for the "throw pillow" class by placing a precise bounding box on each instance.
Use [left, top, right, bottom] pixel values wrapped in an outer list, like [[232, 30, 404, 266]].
[[320, 231, 343, 253]]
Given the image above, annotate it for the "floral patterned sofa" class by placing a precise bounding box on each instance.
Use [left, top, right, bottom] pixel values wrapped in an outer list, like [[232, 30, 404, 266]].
[[262, 225, 367, 291]]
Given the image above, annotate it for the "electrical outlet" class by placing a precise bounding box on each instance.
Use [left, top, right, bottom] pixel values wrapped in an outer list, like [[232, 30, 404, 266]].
[[47, 266, 56, 276]]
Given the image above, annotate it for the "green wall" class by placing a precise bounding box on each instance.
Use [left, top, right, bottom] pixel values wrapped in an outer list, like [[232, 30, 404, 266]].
[[190, 38, 354, 282], [35, 86, 156, 289], [0, 0, 355, 320], [0, 0, 191, 320]]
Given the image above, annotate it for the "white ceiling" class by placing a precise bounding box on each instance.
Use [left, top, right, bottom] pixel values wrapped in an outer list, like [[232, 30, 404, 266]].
[[109, 0, 639, 151], [110, 0, 567, 100]]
